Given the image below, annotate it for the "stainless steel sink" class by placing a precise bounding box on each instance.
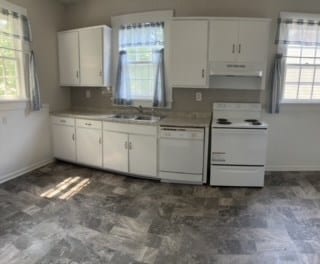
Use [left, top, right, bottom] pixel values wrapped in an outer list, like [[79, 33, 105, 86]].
[[107, 114, 161, 123], [111, 114, 136, 120], [135, 115, 161, 122], [135, 116, 152, 121]]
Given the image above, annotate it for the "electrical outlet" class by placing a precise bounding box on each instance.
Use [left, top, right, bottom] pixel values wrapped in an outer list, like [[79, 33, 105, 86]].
[[196, 92, 202, 102], [85, 89, 91, 99], [101, 88, 107, 95], [2, 116, 7, 124]]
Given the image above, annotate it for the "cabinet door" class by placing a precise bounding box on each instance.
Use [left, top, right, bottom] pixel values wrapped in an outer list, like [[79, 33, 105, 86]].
[[58, 31, 80, 86], [170, 20, 208, 88], [209, 20, 238, 62], [237, 21, 270, 63], [129, 134, 157, 178], [77, 128, 102, 167], [79, 27, 104, 86], [103, 131, 128, 172], [52, 124, 76, 162]]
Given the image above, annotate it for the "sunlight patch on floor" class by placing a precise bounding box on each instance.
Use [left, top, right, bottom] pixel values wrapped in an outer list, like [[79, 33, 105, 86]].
[[40, 176, 90, 200], [59, 178, 91, 200]]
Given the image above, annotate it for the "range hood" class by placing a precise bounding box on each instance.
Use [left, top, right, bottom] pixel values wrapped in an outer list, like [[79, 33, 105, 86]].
[[209, 62, 265, 77]]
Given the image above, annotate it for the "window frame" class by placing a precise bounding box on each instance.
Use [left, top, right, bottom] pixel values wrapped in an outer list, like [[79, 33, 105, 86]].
[[111, 11, 173, 108], [0, 0, 28, 103], [280, 12, 320, 104]]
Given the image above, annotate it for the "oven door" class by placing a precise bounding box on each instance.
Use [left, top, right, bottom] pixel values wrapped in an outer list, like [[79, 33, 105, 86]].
[[211, 128, 267, 165]]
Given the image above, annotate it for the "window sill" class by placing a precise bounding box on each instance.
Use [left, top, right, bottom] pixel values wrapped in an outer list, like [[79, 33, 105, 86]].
[[0, 98, 29, 111], [281, 100, 320, 105], [0, 98, 29, 103]]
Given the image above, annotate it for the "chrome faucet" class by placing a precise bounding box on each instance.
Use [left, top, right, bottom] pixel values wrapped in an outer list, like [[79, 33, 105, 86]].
[[130, 105, 144, 114]]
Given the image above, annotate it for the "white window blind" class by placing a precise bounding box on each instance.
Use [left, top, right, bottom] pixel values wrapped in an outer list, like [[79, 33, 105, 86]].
[[126, 47, 160, 100], [0, 6, 26, 99], [283, 45, 320, 101], [279, 13, 320, 102]]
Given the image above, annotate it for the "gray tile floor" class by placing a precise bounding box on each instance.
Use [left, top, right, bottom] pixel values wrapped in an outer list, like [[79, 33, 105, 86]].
[[0, 162, 320, 264]]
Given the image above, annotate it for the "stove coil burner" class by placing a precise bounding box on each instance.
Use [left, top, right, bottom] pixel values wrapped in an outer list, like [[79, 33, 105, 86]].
[[217, 118, 232, 125], [245, 119, 262, 126]]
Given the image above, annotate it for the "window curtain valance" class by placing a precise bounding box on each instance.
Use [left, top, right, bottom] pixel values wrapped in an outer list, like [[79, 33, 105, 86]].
[[0, 5, 41, 111], [276, 17, 320, 46], [119, 22, 164, 49], [0, 7, 31, 48]]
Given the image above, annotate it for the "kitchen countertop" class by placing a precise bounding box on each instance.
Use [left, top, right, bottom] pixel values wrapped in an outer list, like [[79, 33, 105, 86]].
[[159, 113, 212, 128], [51, 110, 212, 128]]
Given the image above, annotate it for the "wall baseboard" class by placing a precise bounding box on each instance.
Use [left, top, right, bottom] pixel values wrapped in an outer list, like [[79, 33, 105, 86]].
[[0, 159, 54, 185], [266, 165, 320, 172]]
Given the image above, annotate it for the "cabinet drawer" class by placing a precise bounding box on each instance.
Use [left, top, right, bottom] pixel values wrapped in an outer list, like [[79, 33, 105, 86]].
[[52, 116, 75, 126], [103, 122, 157, 136], [76, 119, 102, 129]]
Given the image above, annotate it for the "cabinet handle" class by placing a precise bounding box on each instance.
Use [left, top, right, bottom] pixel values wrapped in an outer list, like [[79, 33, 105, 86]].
[[85, 123, 92, 126], [72, 134, 75, 141], [60, 119, 66, 123], [99, 137, 102, 144], [201, 69, 205, 78], [76, 71, 79, 78], [124, 141, 128, 149], [129, 142, 132, 150], [99, 71, 102, 77], [232, 44, 235, 54], [238, 44, 241, 54]]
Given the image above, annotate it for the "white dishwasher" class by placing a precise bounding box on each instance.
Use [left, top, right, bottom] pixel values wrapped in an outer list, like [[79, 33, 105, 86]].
[[159, 126, 205, 184]]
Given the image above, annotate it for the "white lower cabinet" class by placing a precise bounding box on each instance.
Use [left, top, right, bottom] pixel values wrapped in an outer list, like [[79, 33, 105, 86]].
[[103, 131, 129, 172], [51, 117, 158, 179], [51, 117, 76, 162], [76, 119, 103, 167], [129, 134, 157, 177], [102, 122, 158, 178]]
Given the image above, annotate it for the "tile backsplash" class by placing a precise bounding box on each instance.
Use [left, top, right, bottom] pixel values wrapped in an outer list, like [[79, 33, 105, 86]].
[[70, 87, 262, 113]]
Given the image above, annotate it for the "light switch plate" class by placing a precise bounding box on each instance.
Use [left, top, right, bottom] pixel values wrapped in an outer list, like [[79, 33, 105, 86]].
[[2, 116, 7, 124], [85, 89, 91, 99], [196, 92, 202, 102]]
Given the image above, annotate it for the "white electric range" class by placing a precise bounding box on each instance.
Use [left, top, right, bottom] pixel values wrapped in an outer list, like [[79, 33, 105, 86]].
[[210, 103, 268, 187]]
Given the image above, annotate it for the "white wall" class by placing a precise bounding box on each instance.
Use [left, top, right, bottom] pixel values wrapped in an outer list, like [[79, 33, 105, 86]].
[[263, 105, 320, 171], [0, 103, 53, 183], [0, 0, 63, 183]]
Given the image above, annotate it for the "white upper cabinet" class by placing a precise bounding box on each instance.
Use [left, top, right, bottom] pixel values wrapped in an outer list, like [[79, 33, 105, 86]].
[[209, 19, 270, 64], [58, 31, 80, 86], [79, 28, 104, 86], [58, 25, 111, 87], [170, 20, 209, 88], [237, 21, 270, 63], [209, 20, 238, 63]]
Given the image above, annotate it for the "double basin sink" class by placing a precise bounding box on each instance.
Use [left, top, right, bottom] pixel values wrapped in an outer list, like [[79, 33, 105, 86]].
[[108, 114, 161, 123]]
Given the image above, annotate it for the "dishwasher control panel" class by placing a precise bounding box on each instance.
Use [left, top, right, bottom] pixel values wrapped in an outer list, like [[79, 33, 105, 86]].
[[159, 127, 204, 140]]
